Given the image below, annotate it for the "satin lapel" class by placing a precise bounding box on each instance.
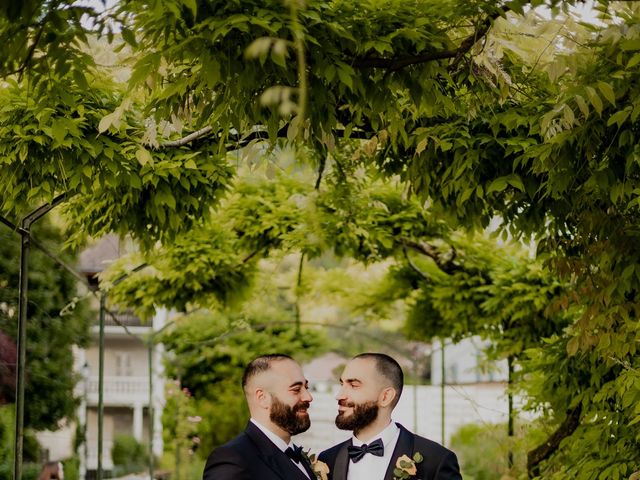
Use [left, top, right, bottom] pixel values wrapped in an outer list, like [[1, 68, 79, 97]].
[[384, 424, 415, 480], [244, 422, 308, 480], [332, 441, 351, 480], [270, 451, 310, 480]]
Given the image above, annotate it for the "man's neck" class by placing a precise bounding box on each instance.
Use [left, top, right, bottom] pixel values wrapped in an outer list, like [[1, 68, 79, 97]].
[[354, 416, 392, 443]]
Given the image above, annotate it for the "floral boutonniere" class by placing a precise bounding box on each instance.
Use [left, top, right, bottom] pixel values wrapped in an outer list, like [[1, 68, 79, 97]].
[[393, 452, 424, 480], [303, 451, 330, 480]]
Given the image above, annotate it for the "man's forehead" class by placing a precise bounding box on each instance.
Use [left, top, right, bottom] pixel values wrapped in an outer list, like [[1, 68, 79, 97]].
[[266, 359, 304, 380], [342, 357, 377, 379]]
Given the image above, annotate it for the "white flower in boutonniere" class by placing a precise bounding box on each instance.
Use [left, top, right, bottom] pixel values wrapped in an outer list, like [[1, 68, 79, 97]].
[[303, 451, 330, 480], [393, 452, 424, 480]]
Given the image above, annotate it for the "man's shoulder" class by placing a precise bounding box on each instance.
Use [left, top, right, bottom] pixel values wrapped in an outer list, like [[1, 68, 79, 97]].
[[412, 433, 456, 457], [397, 425, 456, 461], [207, 431, 254, 460]]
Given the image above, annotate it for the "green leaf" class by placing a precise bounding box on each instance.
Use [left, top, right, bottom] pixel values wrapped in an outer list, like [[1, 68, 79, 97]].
[[585, 86, 603, 115], [51, 119, 67, 145], [597, 81, 616, 106], [607, 109, 630, 128], [506, 174, 525, 192], [73, 69, 89, 90], [486, 177, 508, 194], [627, 52, 640, 68], [121, 28, 137, 47], [574, 94, 589, 118], [136, 147, 154, 166], [99, 112, 116, 133], [567, 336, 580, 356], [182, 0, 197, 17], [337, 67, 353, 90]]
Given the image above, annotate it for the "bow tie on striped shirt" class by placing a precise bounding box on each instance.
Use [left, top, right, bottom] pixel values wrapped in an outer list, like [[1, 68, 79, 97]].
[[285, 445, 305, 464], [347, 438, 384, 463]]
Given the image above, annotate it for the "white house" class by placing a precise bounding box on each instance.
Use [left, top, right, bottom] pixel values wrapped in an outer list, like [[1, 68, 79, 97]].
[[36, 235, 167, 479]]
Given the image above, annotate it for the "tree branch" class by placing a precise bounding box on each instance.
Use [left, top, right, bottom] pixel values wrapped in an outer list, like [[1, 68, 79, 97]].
[[527, 405, 582, 476], [315, 154, 326, 190], [159, 124, 371, 150], [397, 237, 461, 275], [160, 126, 213, 147], [352, 6, 509, 72]]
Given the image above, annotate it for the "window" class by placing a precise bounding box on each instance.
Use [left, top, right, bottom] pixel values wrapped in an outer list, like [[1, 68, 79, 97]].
[[115, 352, 133, 376]]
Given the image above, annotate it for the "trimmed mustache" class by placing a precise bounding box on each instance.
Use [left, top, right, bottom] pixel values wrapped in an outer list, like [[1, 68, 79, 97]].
[[338, 400, 355, 408], [295, 401, 311, 411]]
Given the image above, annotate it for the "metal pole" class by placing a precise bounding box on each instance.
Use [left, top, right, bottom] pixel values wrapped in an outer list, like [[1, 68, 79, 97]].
[[13, 220, 30, 480], [82, 363, 89, 480], [12, 193, 66, 480], [97, 293, 106, 480], [148, 339, 154, 480], [508, 355, 514, 469], [294, 253, 304, 336], [413, 359, 418, 433], [441, 340, 446, 446], [174, 376, 181, 480]]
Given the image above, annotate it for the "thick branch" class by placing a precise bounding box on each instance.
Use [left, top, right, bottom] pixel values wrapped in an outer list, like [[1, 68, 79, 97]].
[[527, 405, 582, 476], [353, 6, 509, 72], [160, 124, 371, 150], [160, 126, 213, 147], [397, 237, 460, 275]]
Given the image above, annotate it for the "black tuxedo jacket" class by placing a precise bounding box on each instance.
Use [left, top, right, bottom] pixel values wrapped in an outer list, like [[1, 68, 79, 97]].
[[318, 423, 462, 480], [202, 421, 315, 480]]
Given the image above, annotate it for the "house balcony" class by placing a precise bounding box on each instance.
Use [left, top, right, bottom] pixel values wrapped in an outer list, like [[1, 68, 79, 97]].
[[90, 310, 153, 337], [86, 376, 150, 406]]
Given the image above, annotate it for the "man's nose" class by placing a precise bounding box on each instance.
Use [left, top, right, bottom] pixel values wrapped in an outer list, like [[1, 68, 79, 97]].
[[301, 387, 313, 403], [335, 387, 346, 401]]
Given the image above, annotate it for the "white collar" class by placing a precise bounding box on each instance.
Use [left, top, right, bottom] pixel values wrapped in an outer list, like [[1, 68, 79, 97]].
[[250, 418, 295, 452], [351, 421, 399, 447]]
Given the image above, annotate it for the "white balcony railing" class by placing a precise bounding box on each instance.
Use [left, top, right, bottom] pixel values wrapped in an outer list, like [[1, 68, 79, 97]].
[[86, 376, 149, 405]]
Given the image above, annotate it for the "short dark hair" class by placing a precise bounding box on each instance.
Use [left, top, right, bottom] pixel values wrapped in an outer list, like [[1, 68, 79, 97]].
[[354, 353, 404, 406], [242, 354, 294, 389]]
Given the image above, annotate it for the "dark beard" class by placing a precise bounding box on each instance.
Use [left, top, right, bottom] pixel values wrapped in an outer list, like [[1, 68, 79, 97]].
[[335, 400, 379, 434], [270, 396, 311, 435]]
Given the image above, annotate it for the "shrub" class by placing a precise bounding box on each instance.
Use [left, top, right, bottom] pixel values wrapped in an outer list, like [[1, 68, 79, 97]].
[[111, 434, 148, 476], [449, 422, 541, 480]]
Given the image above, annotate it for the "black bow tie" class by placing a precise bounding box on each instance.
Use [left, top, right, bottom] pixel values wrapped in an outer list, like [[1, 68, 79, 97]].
[[285, 445, 304, 464], [347, 438, 384, 463]]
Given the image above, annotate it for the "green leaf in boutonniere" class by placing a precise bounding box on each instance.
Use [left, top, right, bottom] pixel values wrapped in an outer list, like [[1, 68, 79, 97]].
[[393, 452, 424, 479]]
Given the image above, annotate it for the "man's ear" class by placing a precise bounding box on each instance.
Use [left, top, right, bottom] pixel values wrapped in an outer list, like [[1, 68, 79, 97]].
[[379, 387, 397, 408], [255, 387, 271, 409]]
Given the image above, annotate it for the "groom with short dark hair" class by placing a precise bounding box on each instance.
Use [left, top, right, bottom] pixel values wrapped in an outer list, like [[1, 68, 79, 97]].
[[203, 354, 316, 480], [319, 353, 462, 480]]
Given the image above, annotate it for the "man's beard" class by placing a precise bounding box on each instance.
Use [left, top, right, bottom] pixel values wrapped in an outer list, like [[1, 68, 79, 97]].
[[335, 400, 379, 434], [270, 395, 311, 435]]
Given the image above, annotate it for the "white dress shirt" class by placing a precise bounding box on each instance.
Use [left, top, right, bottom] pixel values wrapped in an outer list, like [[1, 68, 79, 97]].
[[250, 418, 310, 478], [347, 421, 400, 480]]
